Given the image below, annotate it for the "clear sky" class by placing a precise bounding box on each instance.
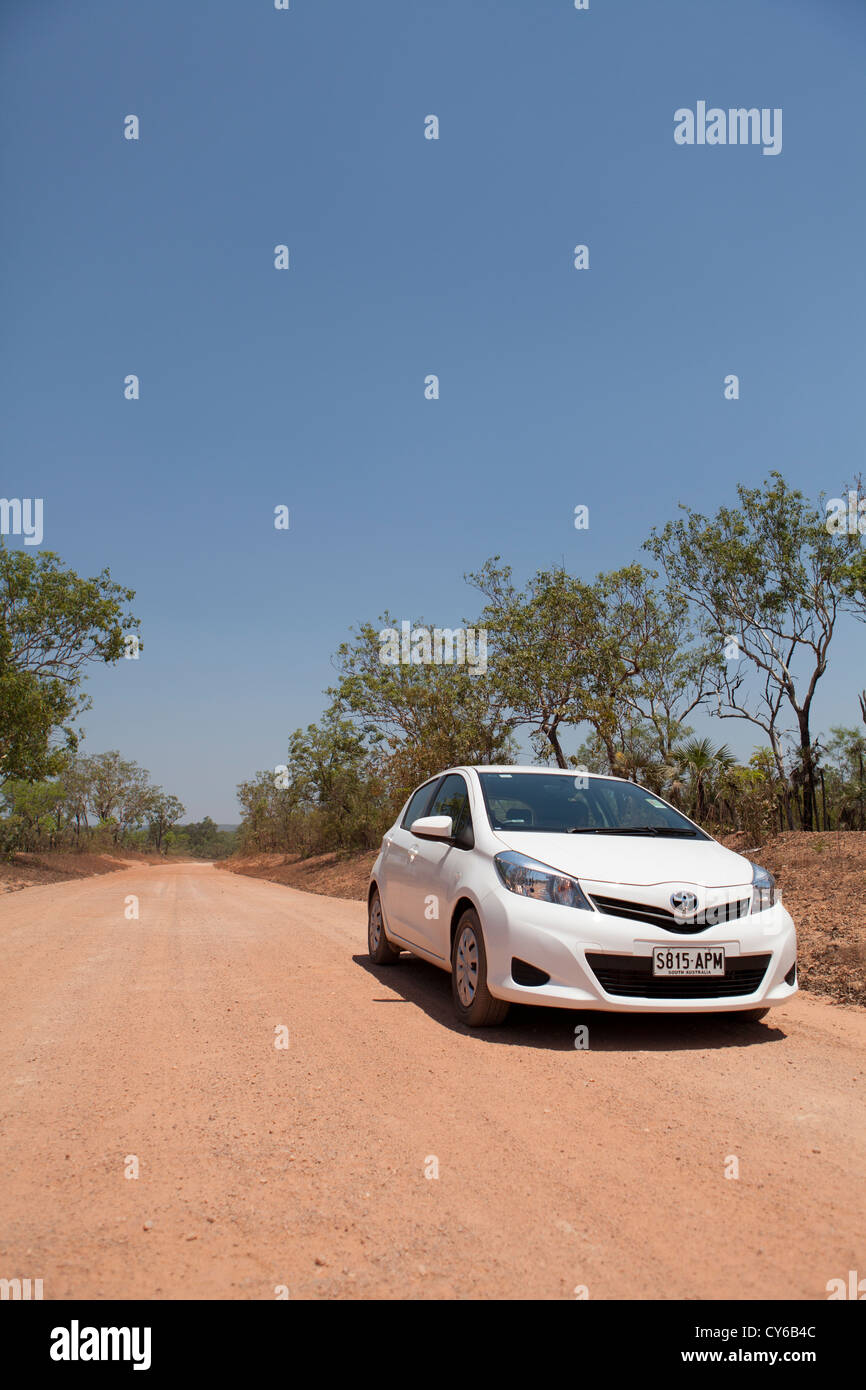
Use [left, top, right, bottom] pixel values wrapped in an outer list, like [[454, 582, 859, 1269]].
[[2, 0, 865, 821]]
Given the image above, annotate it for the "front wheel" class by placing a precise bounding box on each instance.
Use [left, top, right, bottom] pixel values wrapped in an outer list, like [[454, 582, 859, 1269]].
[[368, 889, 401, 965], [451, 909, 509, 1027]]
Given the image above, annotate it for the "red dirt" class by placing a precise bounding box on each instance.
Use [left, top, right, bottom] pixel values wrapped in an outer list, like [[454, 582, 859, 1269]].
[[1, 861, 864, 1300], [0, 850, 164, 894], [220, 850, 375, 900]]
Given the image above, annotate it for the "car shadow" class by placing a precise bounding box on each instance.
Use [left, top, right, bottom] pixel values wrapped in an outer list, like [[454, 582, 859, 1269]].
[[354, 953, 789, 1052]]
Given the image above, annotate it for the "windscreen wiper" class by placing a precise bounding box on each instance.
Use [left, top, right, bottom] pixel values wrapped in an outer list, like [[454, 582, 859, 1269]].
[[567, 825, 699, 837]]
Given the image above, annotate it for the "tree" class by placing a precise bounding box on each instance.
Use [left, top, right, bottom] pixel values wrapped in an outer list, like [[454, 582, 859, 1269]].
[[673, 737, 734, 823], [591, 565, 712, 772], [466, 560, 607, 768], [330, 612, 514, 790], [0, 670, 76, 786], [237, 771, 295, 853], [719, 750, 784, 843], [116, 767, 157, 843], [58, 755, 92, 844], [237, 718, 389, 859], [83, 751, 141, 826], [179, 817, 235, 858], [147, 793, 185, 854], [287, 710, 392, 853], [0, 779, 66, 852], [0, 546, 138, 781], [647, 473, 863, 830], [823, 726, 866, 829]]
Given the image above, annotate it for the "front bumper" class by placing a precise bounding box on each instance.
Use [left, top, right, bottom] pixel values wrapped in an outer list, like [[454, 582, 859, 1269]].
[[479, 883, 798, 1013]]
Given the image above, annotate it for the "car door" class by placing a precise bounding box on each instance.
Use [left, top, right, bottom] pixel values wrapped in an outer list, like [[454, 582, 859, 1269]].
[[379, 778, 441, 943], [400, 773, 475, 959]]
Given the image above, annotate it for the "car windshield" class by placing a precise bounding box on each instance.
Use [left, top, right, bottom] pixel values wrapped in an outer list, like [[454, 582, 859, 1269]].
[[478, 772, 708, 838]]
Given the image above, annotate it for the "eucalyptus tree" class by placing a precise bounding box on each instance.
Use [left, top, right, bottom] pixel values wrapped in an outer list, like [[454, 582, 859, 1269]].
[[329, 611, 514, 789], [592, 564, 713, 772], [147, 793, 186, 854], [466, 560, 609, 768], [647, 472, 863, 830], [0, 545, 138, 782]]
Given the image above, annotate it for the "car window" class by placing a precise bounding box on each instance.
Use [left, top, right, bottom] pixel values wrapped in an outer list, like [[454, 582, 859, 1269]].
[[478, 772, 706, 836], [400, 779, 440, 830], [427, 774, 472, 838]]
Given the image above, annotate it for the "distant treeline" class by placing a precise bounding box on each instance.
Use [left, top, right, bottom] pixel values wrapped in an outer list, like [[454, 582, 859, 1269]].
[[238, 473, 866, 857], [0, 544, 229, 857], [0, 748, 234, 858]]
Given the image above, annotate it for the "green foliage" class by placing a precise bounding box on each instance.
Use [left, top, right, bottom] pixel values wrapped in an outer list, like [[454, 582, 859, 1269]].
[[238, 709, 395, 858], [820, 726, 866, 829], [672, 737, 735, 821], [646, 471, 864, 829], [169, 817, 237, 859], [147, 792, 186, 853], [467, 560, 712, 777], [329, 614, 514, 788], [0, 779, 66, 852], [0, 545, 138, 781], [235, 474, 866, 854], [466, 560, 606, 768], [0, 750, 189, 857]]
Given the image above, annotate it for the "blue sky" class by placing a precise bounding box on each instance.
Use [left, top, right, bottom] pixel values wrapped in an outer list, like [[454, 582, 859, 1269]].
[[2, 0, 865, 821]]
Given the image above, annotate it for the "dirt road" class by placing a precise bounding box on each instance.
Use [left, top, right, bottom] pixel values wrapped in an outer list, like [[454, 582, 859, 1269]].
[[1, 862, 864, 1300]]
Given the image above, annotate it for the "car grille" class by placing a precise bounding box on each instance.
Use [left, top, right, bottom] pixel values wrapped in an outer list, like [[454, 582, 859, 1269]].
[[589, 892, 751, 935], [585, 952, 771, 999]]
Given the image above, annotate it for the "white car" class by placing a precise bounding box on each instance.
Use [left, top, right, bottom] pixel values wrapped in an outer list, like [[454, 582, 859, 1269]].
[[368, 765, 797, 1027]]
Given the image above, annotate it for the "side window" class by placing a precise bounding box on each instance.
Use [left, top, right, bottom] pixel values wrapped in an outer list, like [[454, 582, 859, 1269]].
[[428, 774, 473, 844], [401, 779, 440, 830]]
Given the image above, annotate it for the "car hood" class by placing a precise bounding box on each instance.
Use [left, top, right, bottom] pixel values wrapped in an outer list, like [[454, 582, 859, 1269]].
[[492, 830, 753, 889]]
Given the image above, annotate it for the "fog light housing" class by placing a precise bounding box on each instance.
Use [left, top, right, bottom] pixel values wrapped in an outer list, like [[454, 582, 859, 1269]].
[[511, 957, 551, 987]]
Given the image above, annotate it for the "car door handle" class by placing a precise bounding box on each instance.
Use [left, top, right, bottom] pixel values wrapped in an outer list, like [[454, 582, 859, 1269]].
[[408, 844, 419, 862]]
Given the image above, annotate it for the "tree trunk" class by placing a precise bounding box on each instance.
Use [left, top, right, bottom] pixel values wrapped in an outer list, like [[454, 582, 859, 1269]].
[[797, 710, 815, 831], [545, 724, 568, 769], [601, 734, 618, 775], [769, 728, 794, 829]]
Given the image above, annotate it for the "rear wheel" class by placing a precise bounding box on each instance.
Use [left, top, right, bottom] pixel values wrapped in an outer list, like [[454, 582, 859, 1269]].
[[451, 909, 509, 1028], [368, 889, 401, 965]]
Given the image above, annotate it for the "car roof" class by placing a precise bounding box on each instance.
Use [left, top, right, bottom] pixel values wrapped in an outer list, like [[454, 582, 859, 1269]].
[[445, 765, 630, 785]]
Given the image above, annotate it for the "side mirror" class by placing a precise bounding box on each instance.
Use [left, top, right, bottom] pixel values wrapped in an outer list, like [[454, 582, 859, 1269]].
[[410, 815, 453, 841]]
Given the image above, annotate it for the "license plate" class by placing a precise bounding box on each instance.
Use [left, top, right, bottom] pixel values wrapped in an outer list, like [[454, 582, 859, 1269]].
[[652, 947, 726, 977]]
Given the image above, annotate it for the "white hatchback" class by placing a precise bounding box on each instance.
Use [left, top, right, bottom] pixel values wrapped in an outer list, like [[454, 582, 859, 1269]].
[[368, 766, 798, 1027]]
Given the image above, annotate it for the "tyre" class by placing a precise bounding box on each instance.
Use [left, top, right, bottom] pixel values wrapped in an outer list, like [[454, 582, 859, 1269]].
[[451, 908, 509, 1027], [735, 1007, 770, 1021], [368, 889, 402, 965]]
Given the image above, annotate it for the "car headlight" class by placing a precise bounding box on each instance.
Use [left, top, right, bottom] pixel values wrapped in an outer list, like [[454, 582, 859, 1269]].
[[750, 862, 777, 913], [494, 850, 592, 910]]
